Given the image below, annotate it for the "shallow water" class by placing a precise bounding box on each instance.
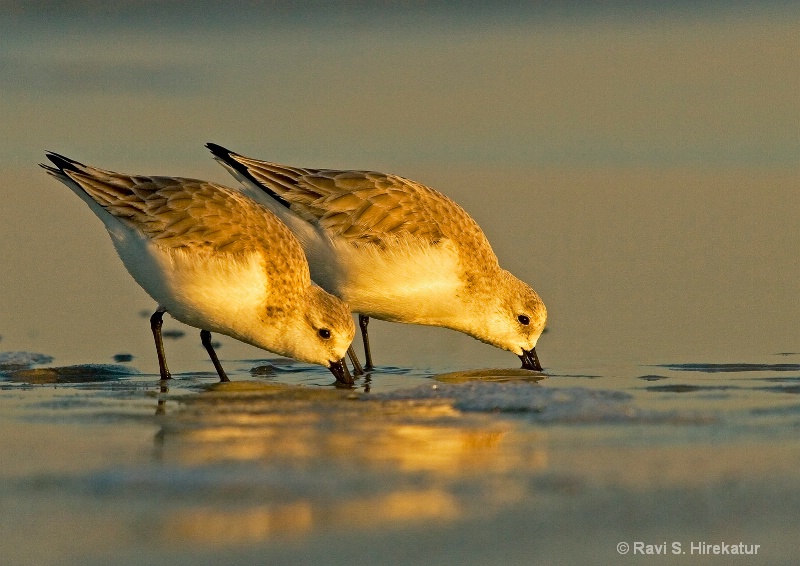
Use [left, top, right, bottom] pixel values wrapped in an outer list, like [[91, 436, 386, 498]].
[[2, 356, 800, 564], [1, 3, 799, 565]]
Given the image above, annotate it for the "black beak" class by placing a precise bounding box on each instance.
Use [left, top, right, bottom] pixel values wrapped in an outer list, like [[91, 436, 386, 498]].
[[519, 348, 542, 372], [328, 358, 353, 385]]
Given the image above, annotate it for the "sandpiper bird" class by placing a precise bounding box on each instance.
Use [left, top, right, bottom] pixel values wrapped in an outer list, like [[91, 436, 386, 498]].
[[206, 143, 546, 372], [41, 152, 355, 384]]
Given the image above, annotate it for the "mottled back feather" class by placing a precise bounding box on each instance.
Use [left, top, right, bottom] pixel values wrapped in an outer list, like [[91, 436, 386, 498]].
[[227, 155, 500, 277], [54, 163, 312, 293]]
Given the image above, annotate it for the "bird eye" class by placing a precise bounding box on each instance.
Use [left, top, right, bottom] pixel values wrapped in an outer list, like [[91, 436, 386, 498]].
[[318, 328, 331, 340], [517, 314, 530, 325]]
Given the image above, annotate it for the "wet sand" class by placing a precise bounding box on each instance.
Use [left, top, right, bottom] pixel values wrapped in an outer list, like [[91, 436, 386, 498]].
[[2, 357, 799, 565]]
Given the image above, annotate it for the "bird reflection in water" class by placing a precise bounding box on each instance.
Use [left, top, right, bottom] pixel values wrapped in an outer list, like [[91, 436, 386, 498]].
[[149, 378, 548, 546]]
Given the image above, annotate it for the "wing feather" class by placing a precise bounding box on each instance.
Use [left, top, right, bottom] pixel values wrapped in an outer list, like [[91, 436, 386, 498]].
[[207, 145, 499, 268], [230, 156, 454, 246], [50, 162, 302, 267]]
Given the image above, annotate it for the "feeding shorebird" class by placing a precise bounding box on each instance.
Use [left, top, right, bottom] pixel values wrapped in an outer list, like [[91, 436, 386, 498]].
[[41, 152, 356, 384], [206, 143, 546, 372]]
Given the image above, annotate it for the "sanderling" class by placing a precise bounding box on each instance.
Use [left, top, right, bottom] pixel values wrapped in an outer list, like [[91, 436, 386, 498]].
[[41, 152, 356, 384], [206, 143, 546, 372]]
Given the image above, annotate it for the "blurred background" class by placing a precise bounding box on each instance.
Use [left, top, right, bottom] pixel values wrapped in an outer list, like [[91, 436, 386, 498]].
[[1, 4, 799, 565], [1, 1, 798, 374]]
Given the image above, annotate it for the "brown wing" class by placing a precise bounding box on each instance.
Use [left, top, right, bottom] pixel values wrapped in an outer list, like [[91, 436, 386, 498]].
[[62, 167, 283, 252], [59, 165, 309, 289], [229, 155, 492, 254]]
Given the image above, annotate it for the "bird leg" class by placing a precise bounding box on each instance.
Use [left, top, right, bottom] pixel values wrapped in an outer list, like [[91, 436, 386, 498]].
[[359, 314, 374, 371], [150, 308, 171, 380], [201, 329, 230, 382], [347, 345, 364, 376]]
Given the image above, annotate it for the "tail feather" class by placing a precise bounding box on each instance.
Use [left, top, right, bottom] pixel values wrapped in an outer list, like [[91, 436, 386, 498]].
[[206, 142, 291, 209]]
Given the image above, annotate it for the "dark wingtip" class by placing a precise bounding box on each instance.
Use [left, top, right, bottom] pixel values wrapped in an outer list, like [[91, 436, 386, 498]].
[[206, 142, 250, 176], [205, 142, 237, 160], [205, 142, 292, 209], [43, 151, 85, 173]]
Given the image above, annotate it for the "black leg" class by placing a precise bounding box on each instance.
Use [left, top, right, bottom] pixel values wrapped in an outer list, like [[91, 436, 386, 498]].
[[359, 314, 374, 370], [150, 309, 171, 380], [201, 330, 230, 382], [347, 345, 364, 376]]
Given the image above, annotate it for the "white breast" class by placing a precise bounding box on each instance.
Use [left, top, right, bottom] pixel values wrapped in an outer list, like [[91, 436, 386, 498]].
[[325, 239, 464, 325], [108, 224, 268, 338]]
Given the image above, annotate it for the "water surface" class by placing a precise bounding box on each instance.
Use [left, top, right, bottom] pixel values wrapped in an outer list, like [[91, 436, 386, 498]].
[[2, 359, 800, 565]]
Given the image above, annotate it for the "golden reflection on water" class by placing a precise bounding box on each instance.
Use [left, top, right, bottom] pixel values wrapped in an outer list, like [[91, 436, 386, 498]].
[[164, 489, 464, 546], [157, 382, 547, 474], [434, 368, 546, 384], [153, 381, 547, 545], [165, 503, 315, 544]]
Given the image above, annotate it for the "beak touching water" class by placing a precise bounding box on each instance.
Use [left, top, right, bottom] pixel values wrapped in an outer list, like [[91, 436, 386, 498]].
[[519, 348, 542, 372], [328, 358, 353, 385]]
